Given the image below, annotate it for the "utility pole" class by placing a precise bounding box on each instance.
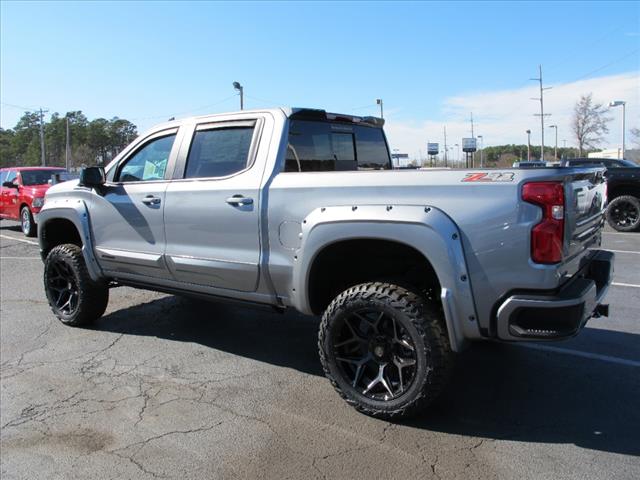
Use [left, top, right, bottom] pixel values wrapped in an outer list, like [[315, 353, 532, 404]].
[[526, 129, 531, 161], [65, 116, 71, 171], [38, 108, 48, 166], [376, 98, 384, 119], [531, 65, 552, 161]]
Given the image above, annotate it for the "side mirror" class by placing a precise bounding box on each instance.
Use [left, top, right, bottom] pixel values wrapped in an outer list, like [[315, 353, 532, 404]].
[[79, 166, 105, 188], [2, 181, 17, 189]]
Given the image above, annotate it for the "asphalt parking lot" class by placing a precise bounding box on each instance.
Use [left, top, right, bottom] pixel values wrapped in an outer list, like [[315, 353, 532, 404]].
[[1, 221, 638, 480]]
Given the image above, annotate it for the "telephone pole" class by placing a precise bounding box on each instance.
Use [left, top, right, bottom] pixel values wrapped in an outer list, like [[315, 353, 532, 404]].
[[65, 116, 71, 171], [38, 108, 49, 166], [531, 65, 551, 161]]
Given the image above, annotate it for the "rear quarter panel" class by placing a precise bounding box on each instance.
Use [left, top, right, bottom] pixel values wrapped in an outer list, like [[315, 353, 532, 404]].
[[266, 166, 604, 338]]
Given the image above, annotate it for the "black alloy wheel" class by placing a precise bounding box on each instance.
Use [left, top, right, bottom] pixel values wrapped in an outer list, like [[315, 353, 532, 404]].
[[44, 244, 109, 326], [319, 282, 454, 419], [332, 307, 418, 401], [606, 195, 640, 232], [46, 257, 80, 316]]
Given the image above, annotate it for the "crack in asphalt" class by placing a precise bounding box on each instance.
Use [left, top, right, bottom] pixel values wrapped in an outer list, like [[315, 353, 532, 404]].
[[106, 422, 224, 479]]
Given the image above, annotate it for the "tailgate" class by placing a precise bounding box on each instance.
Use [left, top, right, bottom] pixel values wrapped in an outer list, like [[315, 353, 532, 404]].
[[564, 167, 607, 260]]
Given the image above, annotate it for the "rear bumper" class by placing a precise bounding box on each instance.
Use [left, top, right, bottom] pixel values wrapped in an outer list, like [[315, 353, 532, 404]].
[[496, 250, 614, 341]]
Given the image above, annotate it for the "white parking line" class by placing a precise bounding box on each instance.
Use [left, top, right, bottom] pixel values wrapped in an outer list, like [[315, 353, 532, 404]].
[[0, 234, 38, 246], [602, 231, 640, 236], [520, 343, 640, 368], [603, 249, 640, 255], [612, 282, 640, 288], [0, 256, 40, 259]]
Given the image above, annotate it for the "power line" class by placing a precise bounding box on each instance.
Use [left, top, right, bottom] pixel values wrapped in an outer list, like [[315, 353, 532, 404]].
[[557, 48, 640, 86], [545, 25, 626, 73], [129, 94, 238, 121], [1, 101, 39, 111], [244, 94, 285, 107]]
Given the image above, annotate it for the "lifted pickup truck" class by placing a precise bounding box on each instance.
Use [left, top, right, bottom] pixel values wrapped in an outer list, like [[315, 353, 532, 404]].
[[38, 108, 614, 418], [561, 157, 640, 232]]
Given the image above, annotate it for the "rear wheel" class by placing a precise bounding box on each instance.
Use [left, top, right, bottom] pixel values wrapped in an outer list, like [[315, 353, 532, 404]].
[[44, 244, 109, 326], [318, 282, 453, 419], [21, 206, 36, 237], [606, 195, 640, 232]]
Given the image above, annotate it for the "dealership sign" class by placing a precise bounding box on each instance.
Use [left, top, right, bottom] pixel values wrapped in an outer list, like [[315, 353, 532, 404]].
[[462, 138, 477, 152], [427, 143, 439, 155]]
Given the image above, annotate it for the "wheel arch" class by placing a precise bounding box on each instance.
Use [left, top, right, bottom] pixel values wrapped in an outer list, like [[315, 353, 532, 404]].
[[38, 200, 103, 282], [608, 183, 640, 200], [291, 205, 481, 351]]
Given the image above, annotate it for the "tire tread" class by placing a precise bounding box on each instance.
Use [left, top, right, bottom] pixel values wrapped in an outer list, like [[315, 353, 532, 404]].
[[318, 282, 453, 419]]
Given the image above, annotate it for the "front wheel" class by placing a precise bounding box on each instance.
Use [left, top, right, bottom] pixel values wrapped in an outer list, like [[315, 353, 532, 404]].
[[21, 206, 36, 237], [44, 243, 109, 326], [606, 195, 640, 232], [318, 282, 454, 419]]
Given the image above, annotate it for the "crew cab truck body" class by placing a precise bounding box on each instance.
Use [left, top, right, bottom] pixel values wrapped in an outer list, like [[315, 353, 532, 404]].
[[0, 167, 67, 237], [37, 108, 614, 418]]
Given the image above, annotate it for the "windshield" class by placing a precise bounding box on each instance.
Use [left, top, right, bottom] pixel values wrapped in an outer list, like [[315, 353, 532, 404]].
[[20, 169, 66, 186]]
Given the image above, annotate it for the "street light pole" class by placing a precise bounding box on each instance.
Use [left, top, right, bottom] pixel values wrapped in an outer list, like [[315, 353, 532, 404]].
[[376, 98, 384, 119], [233, 81, 244, 110], [609, 100, 626, 158], [549, 125, 558, 160], [443, 126, 448, 168], [477, 135, 483, 167], [454, 143, 459, 167], [526, 130, 531, 161]]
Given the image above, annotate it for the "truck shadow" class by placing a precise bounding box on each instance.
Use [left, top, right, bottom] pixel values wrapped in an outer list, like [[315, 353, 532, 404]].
[[95, 294, 640, 457]]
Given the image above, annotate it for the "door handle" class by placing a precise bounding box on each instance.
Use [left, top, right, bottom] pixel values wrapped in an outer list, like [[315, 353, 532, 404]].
[[226, 195, 253, 206], [142, 195, 161, 205]]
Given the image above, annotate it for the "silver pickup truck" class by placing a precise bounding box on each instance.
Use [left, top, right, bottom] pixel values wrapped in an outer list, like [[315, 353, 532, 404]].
[[38, 108, 614, 418]]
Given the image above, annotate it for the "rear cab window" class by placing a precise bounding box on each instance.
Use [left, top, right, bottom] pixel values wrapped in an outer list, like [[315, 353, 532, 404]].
[[285, 116, 391, 172]]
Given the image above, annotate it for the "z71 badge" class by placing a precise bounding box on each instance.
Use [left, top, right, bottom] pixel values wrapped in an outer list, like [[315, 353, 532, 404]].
[[462, 172, 515, 182]]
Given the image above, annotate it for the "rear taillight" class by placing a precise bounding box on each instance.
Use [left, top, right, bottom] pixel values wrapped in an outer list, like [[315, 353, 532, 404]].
[[522, 182, 565, 264]]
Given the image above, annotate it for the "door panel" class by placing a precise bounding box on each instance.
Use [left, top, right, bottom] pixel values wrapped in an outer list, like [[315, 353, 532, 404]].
[[89, 129, 180, 280], [163, 121, 264, 292], [89, 183, 171, 278], [1, 171, 19, 219]]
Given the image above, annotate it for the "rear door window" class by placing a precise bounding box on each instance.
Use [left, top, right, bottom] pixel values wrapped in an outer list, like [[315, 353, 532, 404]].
[[184, 126, 255, 179]]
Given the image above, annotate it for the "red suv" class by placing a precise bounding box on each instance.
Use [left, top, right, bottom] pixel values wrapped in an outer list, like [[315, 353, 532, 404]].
[[0, 167, 67, 237]]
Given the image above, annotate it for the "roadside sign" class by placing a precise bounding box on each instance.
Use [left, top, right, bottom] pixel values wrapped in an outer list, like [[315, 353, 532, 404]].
[[462, 138, 477, 152]]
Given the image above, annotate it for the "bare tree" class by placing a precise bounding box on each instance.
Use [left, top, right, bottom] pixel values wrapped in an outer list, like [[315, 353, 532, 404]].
[[631, 127, 640, 149], [572, 93, 611, 156]]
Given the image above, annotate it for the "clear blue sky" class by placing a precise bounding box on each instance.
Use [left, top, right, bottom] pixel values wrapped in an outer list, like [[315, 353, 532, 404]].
[[1, 1, 639, 148]]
